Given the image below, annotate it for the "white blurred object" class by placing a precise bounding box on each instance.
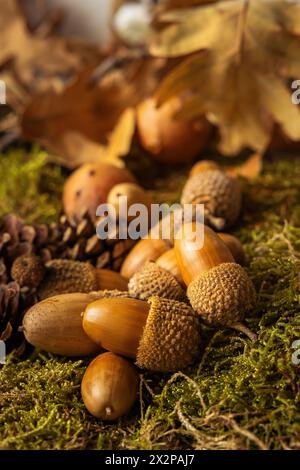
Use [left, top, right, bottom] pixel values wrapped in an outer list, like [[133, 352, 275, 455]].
[[113, 2, 153, 46]]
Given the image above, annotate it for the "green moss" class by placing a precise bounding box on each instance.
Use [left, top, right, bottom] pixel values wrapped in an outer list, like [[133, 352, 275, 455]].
[[0, 148, 64, 223], [1, 155, 300, 450]]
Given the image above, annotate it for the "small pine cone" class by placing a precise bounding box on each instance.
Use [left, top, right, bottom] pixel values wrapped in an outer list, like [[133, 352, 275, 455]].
[[0, 282, 21, 347]]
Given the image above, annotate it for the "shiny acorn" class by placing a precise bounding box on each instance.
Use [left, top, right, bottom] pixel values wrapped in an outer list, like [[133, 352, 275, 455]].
[[120, 238, 170, 279], [82, 296, 201, 372], [175, 223, 257, 341], [81, 352, 139, 421]]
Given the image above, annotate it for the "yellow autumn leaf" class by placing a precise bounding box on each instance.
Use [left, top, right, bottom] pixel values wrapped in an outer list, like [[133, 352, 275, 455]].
[[151, 0, 300, 155], [103, 108, 136, 168]]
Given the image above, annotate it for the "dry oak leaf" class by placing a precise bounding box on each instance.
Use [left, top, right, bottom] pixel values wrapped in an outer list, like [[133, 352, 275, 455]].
[[0, 0, 82, 93], [52, 108, 136, 169], [151, 0, 300, 155]]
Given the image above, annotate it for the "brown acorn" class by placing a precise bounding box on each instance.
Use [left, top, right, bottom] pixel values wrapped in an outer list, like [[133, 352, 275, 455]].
[[218, 233, 245, 265], [107, 183, 152, 220], [137, 97, 211, 166], [63, 163, 136, 222], [175, 223, 257, 341], [22, 290, 129, 356], [82, 296, 201, 372], [81, 352, 139, 421], [156, 248, 185, 287], [120, 238, 170, 279]]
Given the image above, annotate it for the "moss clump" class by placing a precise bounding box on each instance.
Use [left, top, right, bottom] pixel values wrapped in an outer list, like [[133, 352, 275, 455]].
[[0, 148, 64, 223], [1, 155, 300, 450]]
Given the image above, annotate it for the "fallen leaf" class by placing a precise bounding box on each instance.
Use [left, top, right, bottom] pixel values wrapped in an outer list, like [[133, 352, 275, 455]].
[[102, 107, 136, 167], [225, 153, 263, 179], [0, 0, 102, 94], [44, 109, 136, 169], [151, 0, 300, 155], [21, 59, 165, 167]]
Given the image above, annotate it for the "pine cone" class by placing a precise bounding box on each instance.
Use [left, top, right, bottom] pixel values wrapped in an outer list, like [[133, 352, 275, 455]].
[[0, 212, 136, 350], [58, 213, 136, 271]]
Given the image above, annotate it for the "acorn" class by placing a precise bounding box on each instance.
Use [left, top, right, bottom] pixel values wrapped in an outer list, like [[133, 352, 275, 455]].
[[218, 233, 245, 265], [137, 97, 211, 166], [82, 296, 201, 372], [22, 290, 129, 356], [175, 224, 234, 286], [11, 256, 128, 300], [63, 163, 136, 223], [128, 261, 186, 302], [175, 223, 257, 341], [81, 352, 139, 421], [156, 240, 242, 286], [189, 160, 220, 178], [107, 183, 152, 221], [120, 238, 170, 279], [156, 248, 185, 287], [181, 169, 242, 230]]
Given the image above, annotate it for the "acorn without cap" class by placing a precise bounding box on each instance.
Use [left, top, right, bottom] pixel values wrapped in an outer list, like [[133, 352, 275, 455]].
[[175, 223, 257, 341], [82, 296, 201, 372], [218, 233, 245, 265], [137, 97, 211, 166], [156, 248, 185, 287], [81, 352, 139, 421], [181, 169, 242, 230], [63, 163, 136, 222], [22, 290, 131, 356], [107, 183, 152, 221], [120, 238, 170, 279], [128, 261, 186, 302]]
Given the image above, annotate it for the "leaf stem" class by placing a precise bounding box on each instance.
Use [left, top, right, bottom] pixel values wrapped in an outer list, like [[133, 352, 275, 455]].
[[235, 0, 250, 64]]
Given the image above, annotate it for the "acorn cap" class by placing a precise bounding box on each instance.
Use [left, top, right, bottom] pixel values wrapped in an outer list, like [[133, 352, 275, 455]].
[[128, 262, 186, 302], [187, 263, 257, 340], [11, 254, 45, 288], [38, 260, 99, 300], [137, 296, 201, 372], [89, 289, 131, 300], [181, 170, 242, 230]]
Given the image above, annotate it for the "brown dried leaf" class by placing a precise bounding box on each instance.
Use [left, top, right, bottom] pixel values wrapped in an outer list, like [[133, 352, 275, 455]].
[[20, 59, 164, 167], [152, 0, 300, 155], [0, 0, 102, 95]]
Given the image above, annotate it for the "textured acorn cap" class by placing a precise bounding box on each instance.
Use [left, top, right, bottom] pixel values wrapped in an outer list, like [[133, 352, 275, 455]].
[[89, 289, 131, 300], [181, 170, 242, 230], [11, 254, 45, 288], [128, 262, 186, 302], [38, 260, 98, 300], [137, 296, 201, 372], [187, 263, 256, 340]]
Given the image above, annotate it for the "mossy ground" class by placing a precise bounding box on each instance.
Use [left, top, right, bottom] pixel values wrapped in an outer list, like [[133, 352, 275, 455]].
[[0, 151, 300, 450]]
